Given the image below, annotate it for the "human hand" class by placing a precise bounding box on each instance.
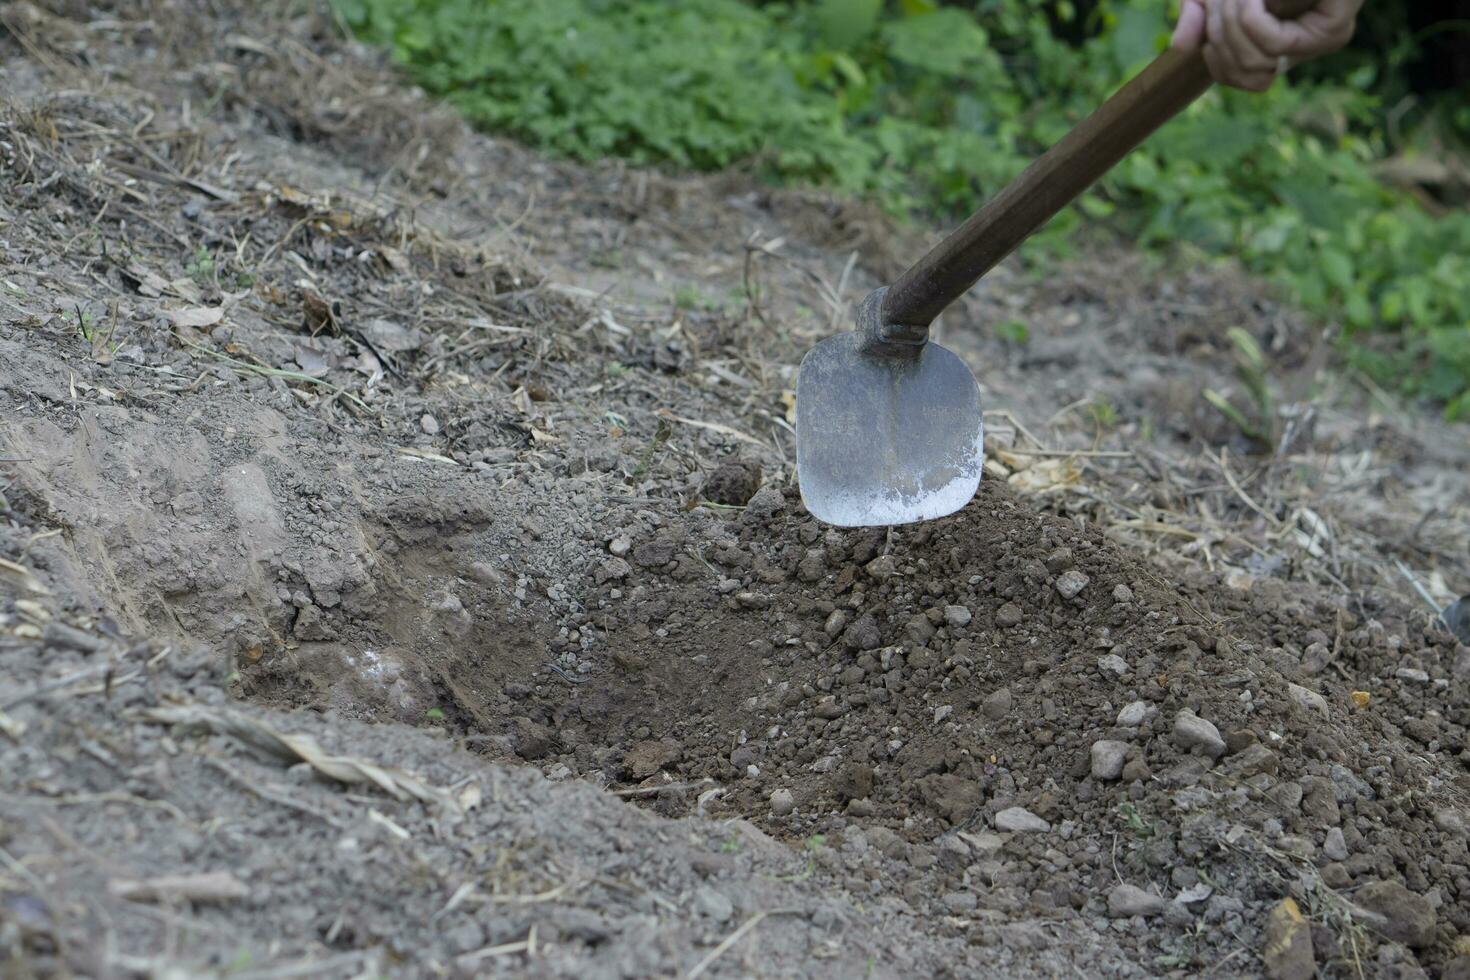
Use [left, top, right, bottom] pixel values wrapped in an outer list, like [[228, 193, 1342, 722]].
[[1171, 0, 1364, 92]]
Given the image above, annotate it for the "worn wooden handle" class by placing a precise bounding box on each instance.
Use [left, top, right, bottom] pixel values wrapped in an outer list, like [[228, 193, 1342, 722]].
[[881, 0, 1320, 330]]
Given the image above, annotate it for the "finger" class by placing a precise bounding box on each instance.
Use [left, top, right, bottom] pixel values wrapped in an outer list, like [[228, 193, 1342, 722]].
[[1172, 0, 1208, 49], [1203, 3, 1255, 87], [1238, 0, 1293, 55], [1263, 0, 1360, 60], [1221, 0, 1277, 74], [1203, 38, 1276, 91]]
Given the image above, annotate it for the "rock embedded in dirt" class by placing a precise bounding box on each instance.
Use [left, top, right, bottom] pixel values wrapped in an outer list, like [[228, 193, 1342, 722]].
[[1054, 570, 1090, 599], [813, 698, 844, 720], [1355, 879, 1435, 948], [513, 718, 557, 760], [942, 891, 978, 914], [1323, 827, 1348, 861], [1116, 700, 1154, 727], [865, 555, 897, 581], [982, 688, 1013, 721], [622, 739, 681, 779], [419, 413, 439, 435], [1173, 709, 1226, 758], [843, 615, 881, 651], [1091, 740, 1129, 781], [1444, 957, 1470, 980], [943, 605, 972, 628], [1435, 809, 1468, 836], [1107, 884, 1165, 918], [1097, 654, 1130, 677], [607, 535, 631, 557], [1261, 898, 1315, 980], [995, 602, 1024, 628], [769, 788, 795, 817], [694, 886, 734, 923], [633, 539, 677, 568], [1225, 743, 1278, 777], [1112, 584, 1134, 603], [994, 807, 1050, 833], [702, 459, 762, 506], [742, 485, 785, 521], [1286, 682, 1328, 718]]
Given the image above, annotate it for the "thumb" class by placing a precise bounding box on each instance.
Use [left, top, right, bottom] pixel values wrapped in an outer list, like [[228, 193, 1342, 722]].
[[1172, 0, 1208, 49]]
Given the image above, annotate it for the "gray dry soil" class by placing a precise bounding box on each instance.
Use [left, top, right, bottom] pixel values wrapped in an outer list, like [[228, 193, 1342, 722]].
[[3, 3, 1470, 979]]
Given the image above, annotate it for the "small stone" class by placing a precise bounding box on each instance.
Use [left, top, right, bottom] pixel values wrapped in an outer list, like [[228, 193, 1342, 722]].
[[813, 698, 844, 720], [1044, 547, 1074, 573], [1112, 584, 1134, 603], [1287, 683, 1329, 718], [994, 807, 1050, 833], [1122, 758, 1151, 783], [905, 616, 936, 645], [995, 602, 1024, 628], [420, 413, 440, 435], [1117, 701, 1154, 727], [1227, 743, 1279, 777], [1091, 740, 1129, 781], [982, 688, 1012, 721], [1323, 827, 1348, 862], [1435, 809, 1468, 836], [797, 549, 826, 582], [1097, 654, 1129, 676], [1443, 957, 1470, 980], [608, 535, 632, 557], [937, 836, 971, 871], [865, 555, 897, 581], [717, 577, 741, 594], [1055, 570, 1090, 599], [824, 610, 849, 637], [622, 739, 680, 779], [1107, 883, 1165, 918], [1395, 667, 1430, 684], [933, 705, 954, 724], [769, 788, 795, 817], [1173, 709, 1226, 758], [1355, 879, 1435, 948], [941, 891, 978, 914], [742, 485, 785, 521], [843, 615, 881, 651], [943, 605, 972, 628], [694, 886, 734, 923], [1262, 898, 1315, 980], [633, 540, 677, 568]]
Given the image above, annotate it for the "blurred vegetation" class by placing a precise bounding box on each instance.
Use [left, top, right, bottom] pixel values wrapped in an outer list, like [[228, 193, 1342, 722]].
[[334, 0, 1470, 417]]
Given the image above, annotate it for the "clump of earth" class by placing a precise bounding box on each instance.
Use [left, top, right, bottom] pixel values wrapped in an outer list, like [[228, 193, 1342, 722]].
[[2, 2, 1469, 978]]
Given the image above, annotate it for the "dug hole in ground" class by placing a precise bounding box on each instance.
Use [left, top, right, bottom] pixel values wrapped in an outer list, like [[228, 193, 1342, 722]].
[[2, 3, 1470, 978]]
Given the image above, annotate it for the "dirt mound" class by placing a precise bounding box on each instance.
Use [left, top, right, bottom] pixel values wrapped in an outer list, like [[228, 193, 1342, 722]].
[[3, 2, 1470, 978]]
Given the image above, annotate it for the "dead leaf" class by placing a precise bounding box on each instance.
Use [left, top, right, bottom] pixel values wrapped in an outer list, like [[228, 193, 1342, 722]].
[[122, 265, 168, 298], [780, 390, 797, 425], [293, 344, 331, 378], [377, 246, 412, 275], [1007, 457, 1082, 496], [300, 288, 339, 336], [138, 704, 457, 809], [166, 306, 224, 329]]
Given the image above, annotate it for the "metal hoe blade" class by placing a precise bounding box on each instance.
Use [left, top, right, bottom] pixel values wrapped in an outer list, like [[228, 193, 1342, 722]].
[[796, 311, 983, 527]]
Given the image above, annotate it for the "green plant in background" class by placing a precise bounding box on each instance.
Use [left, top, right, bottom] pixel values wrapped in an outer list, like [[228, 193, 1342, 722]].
[[1204, 327, 1277, 447], [334, 0, 1470, 418]]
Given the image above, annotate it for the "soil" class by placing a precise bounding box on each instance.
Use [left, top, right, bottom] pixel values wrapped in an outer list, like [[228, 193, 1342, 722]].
[[3, 2, 1470, 978]]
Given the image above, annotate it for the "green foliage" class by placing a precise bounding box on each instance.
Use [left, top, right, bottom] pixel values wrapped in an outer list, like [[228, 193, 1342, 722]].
[[336, 0, 1470, 412]]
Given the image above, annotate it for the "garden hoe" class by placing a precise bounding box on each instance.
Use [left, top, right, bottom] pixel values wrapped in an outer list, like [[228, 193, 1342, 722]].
[[796, 0, 1316, 527]]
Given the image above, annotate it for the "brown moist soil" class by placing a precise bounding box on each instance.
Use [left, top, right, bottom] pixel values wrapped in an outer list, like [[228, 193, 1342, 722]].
[[3, 2, 1470, 978]]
